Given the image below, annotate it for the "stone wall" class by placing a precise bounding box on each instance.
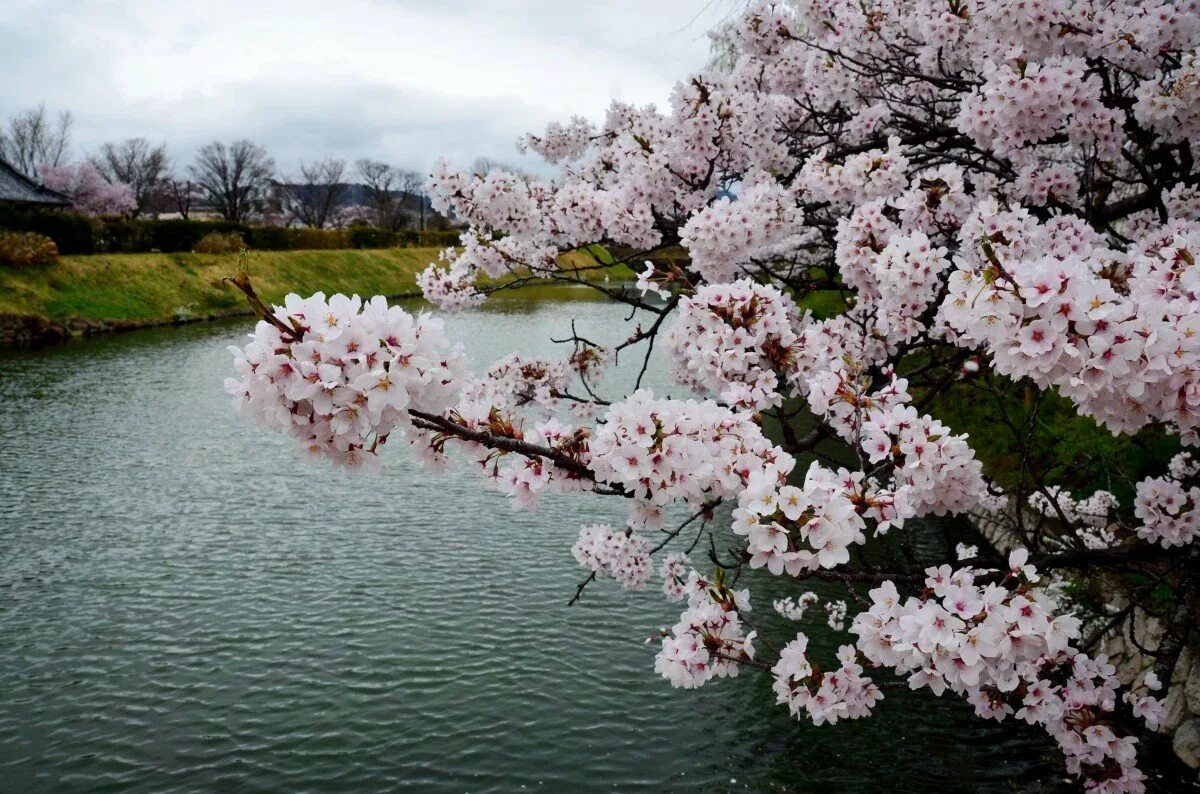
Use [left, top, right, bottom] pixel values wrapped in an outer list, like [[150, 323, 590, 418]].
[[0, 312, 218, 347]]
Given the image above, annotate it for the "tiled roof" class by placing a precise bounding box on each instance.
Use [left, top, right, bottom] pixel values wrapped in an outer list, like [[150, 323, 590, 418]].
[[0, 157, 69, 206]]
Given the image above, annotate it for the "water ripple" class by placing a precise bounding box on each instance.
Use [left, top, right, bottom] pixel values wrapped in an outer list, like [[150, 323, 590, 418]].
[[0, 294, 1066, 792]]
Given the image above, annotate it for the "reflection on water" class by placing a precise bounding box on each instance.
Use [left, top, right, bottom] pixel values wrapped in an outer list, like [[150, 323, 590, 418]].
[[0, 290, 1066, 792]]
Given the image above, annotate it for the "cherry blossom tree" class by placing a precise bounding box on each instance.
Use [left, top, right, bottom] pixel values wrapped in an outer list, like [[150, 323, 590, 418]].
[[89, 138, 170, 216], [225, 2, 1200, 789], [38, 162, 136, 217]]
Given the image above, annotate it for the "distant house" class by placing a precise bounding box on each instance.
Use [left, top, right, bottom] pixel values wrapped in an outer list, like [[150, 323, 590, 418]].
[[0, 157, 69, 208]]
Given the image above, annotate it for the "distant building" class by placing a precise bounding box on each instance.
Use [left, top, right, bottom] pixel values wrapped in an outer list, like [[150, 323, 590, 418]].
[[0, 157, 69, 208]]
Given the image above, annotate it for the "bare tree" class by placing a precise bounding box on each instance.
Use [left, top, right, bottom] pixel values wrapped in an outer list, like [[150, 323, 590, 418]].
[[89, 138, 169, 215], [284, 158, 348, 228], [162, 177, 199, 220], [0, 104, 72, 177], [356, 159, 408, 231], [188, 140, 275, 223], [397, 169, 428, 231]]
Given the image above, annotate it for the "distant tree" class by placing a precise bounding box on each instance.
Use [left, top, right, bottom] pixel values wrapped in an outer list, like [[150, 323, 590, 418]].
[[0, 104, 72, 177], [189, 140, 275, 223], [397, 169, 423, 198], [284, 158, 348, 229], [356, 159, 408, 231], [161, 177, 199, 220], [90, 138, 169, 215], [396, 169, 427, 230], [38, 162, 136, 216]]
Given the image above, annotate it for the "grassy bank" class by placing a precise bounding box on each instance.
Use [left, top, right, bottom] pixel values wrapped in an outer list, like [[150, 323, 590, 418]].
[[0, 246, 635, 326], [0, 248, 446, 324]]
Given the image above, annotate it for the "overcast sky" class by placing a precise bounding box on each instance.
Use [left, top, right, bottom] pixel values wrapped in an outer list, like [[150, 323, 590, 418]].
[[1, 0, 735, 178]]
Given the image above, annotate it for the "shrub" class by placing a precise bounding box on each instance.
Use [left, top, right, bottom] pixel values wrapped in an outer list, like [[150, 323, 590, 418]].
[[151, 219, 249, 253], [396, 229, 460, 248], [348, 226, 398, 249], [95, 215, 155, 253], [418, 229, 461, 248], [242, 225, 290, 251], [0, 231, 59, 269], [193, 231, 246, 254], [0, 205, 97, 254]]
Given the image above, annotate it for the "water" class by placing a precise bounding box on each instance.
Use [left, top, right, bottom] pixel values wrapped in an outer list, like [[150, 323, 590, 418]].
[[0, 288, 1066, 792]]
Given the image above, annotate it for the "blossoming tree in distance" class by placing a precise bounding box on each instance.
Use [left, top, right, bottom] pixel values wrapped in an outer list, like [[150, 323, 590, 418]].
[[37, 162, 137, 217], [226, 2, 1200, 789]]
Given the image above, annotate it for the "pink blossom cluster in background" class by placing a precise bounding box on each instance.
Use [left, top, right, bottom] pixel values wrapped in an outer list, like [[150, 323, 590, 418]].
[[38, 162, 136, 216]]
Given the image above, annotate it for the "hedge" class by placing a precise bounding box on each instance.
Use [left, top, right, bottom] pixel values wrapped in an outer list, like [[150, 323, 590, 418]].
[[0, 206, 461, 254], [0, 205, 98, 254]]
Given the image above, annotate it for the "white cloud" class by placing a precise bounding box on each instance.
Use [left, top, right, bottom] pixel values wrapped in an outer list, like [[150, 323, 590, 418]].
[[0, 0, 737, 176]]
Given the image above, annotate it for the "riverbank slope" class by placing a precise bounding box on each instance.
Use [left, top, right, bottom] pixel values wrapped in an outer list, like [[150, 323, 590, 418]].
[[0, 247, 628, 345], [1, 248, 441, 326]]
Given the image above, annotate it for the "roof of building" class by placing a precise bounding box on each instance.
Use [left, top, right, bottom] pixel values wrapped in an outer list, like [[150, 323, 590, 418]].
[[0, 157, 70, 207]]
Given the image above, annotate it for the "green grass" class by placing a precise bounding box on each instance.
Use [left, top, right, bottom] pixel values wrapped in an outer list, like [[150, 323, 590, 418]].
[[798, 289, 849, 319], [927, 376, 1180, 507], [0, 246, 636, 325], [0, 248, 446, 324]]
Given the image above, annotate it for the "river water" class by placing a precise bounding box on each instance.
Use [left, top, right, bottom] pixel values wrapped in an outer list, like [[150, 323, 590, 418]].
[[0, 288, 1066, 792]]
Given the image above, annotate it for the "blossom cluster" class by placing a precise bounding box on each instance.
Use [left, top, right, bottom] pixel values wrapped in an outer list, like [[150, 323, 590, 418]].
[[770, 635, 882, 726], [1027, 487, 1120, 549], [732, 462, 868, 575], [571, 524, 652, 590], [1029, 487, 1120, 532], [225, 293, 467, 468], [677, 174, 805, 283], [851, 551, 1148, 792], [588, 389, 794, 529], [956, 57, 1122, 158], [796, 137, 909, 206], [789, 308, 891, 389], [940, 218, 1200, 443], [1134, 451, 1200, 548], [955, 543, 979, 561], [868, 232, 952, 343], [661, 552, 692, 601], [415, 247, 485, 312], [773, 591, 818, 621], [431, 409, 589, 511], [807, 365, 986, 517], [1134, 52, 1200, 151], [463, 352, 571, 413], [731, 359, 985, 577], [892, 165, 973, 232], [655, 572, 755, 690], [664, 279, 802, 410], [825, 600, 847, 631]]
